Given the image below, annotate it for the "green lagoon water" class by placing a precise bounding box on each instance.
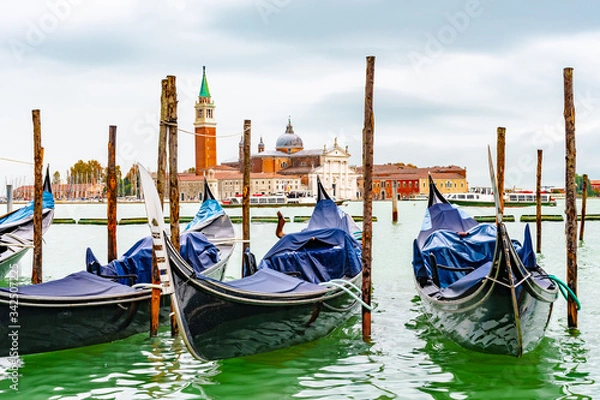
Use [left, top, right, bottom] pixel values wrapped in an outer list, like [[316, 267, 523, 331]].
[[0, 199, 598, 399]]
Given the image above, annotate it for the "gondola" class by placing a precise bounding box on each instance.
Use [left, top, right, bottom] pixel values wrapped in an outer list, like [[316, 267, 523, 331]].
[[85, 178, 235, 284], [138, 165, 365, 361], [0, 167, 54, 278], [0, 179, 233, 356], [412, 169, 559, 356]]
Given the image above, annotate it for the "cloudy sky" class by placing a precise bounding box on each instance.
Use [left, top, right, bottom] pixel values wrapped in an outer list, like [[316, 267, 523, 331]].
[[1, 0, 600, 194]]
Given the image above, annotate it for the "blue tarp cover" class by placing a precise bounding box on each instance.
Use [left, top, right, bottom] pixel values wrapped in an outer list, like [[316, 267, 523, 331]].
[[416, 203, 478, 248], [258, 227, 362, 284], [438, 261, 493, 298], [0, 190, 54, 230], [416, 223, 497, 287], [305, 199, 361, 236], [184, 199, 225, 231], [225, 268, 324, 293], [413, 202, 536, 291], [0, 271, 136, 297], [87, 231, 220, 285]]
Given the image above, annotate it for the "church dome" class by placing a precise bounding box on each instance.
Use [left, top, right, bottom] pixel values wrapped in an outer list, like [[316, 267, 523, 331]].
[[275, 118, 303, 152]]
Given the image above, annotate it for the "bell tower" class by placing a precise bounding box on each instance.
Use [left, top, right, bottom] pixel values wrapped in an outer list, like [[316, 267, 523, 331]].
[[194, 66, 217, 172]]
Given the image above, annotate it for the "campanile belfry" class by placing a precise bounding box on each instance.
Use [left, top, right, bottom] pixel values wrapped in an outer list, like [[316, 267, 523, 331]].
[[194, 66, 217, 171]]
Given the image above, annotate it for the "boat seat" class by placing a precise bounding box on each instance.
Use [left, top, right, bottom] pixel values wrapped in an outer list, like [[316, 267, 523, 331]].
[[437, 261, 493, 299], [225, 268, 324, 294], [429, 253, 475, 288]]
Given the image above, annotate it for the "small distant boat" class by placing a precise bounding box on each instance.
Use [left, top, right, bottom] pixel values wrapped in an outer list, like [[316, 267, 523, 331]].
[[221, 193, 347, 208], [446, 187, 557, 207], [412, 173, 559, 356], [221, 194, 288, 207], [0, 167, 54, 278], [140, 170, 365, 361]]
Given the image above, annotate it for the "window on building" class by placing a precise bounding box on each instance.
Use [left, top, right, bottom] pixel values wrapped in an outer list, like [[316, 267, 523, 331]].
[[197, 109, 203, 119]]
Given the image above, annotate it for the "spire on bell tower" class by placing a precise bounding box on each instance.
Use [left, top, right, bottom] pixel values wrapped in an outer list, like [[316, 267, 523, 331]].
[[199, 66, 211, 99]]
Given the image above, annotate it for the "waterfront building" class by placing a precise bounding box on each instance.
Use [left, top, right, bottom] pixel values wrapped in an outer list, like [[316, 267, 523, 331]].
[[356, 164, 468, 200]]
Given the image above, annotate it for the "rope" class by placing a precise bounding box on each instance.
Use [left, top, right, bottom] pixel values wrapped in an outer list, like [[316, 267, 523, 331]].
[[0, 157, 33, 165], [319, 279, 373, 311], [160, 120, 241, 138], [131, 283, 163, 290], [545, 274, 581, 310], [208, 238, 251, 244]]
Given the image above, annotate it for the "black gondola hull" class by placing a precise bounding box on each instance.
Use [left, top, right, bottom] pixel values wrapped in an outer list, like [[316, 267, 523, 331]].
[[0, 290, 164, 356], [418, 274, 555, 356], [169, 245, 361, 361]]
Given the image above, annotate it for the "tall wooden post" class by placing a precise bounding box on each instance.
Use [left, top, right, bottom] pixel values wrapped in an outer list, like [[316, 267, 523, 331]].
[[563, 67, 578, 329], [536, 149, 543, 253], [32, 109, 43, 284], [167, 75, 180, 250], [362, 56, 375, 340], [107, 125, 118, 262], [242, 120, 251, 260], [391, 181, 398, 223], [167, 74, 179, 336], [157, 79, 168, 207], [579, 174, 588, 241], [496, 127, 506, 215], [151, 78, 169, 337]]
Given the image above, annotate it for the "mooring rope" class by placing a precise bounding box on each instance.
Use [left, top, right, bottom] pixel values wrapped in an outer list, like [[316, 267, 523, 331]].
[[0, 157, 33, 165], [545, 274, 581, 310], [319, 279, 373, 310], [160, 120, 242, 138]]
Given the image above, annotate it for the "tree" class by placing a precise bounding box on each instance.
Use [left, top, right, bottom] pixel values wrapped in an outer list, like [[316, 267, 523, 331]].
[[52, 171, 61, 185], [576, 174, 594, 197], [70, 159, 104, 184]]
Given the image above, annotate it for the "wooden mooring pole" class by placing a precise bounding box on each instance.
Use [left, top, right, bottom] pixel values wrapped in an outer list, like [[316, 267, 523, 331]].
[[150, 78, 169, 337], [32, 109, 43, 284], [167, 74, 179, 336], [107, 125, 118, 262], [496, 127, 506, 216], [563, 67, 578, 329], [362, 55, 375, 340], [242, 120, 251, 260], [536, 149, 542, 253], [579, 174, 588, 242], [157, 78, 168, 207]]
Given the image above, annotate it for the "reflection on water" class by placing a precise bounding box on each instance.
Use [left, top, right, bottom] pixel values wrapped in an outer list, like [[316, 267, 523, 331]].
[[407, 297, 597, 399]]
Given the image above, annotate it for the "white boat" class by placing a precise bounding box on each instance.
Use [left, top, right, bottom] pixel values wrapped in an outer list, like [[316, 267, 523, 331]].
[[446, 187, 557, 207], [221, 194, 288, 207]]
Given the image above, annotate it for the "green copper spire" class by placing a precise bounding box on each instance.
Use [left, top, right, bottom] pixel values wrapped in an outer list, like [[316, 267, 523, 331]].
[[199, 66, 211, 98]]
